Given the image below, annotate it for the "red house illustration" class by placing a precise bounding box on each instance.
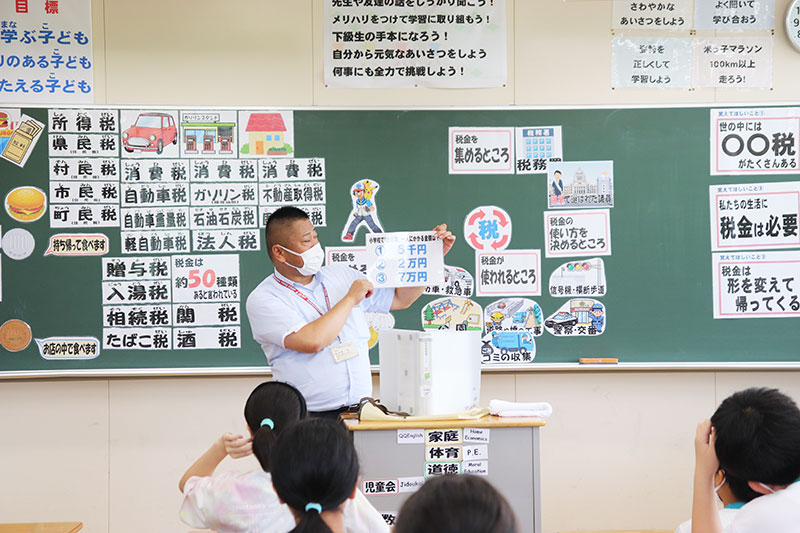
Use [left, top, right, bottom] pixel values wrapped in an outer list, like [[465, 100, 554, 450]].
[[245, 113, 287, 155]]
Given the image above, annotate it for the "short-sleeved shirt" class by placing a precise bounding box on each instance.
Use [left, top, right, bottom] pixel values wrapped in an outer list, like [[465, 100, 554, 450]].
[[727, 480, 800, 533], [675, 506, 741, 533], [180, 469, 390, 533], [246, 265, 393, 412]]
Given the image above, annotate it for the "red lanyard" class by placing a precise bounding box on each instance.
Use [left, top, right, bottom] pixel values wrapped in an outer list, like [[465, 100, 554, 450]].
[[275, 276, 332, 317]]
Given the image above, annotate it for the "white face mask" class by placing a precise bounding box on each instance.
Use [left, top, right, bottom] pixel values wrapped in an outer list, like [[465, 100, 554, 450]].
[[714, 475, 726, 493], [278, 242, 324, 276]]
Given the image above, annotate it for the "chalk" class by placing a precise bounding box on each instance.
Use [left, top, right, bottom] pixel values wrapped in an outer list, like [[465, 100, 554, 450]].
[[579, 357, 618, 364]]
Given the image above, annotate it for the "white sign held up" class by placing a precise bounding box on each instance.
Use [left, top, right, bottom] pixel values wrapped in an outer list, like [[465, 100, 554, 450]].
[[366, 231, 444, 289]]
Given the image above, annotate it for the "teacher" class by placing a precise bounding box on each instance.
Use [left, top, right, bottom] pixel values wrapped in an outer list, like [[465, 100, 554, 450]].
[[246, 206, 455, 419]]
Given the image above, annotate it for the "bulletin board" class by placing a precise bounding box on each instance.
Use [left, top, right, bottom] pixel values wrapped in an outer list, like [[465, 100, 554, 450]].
[[1, 103, 799, 377]]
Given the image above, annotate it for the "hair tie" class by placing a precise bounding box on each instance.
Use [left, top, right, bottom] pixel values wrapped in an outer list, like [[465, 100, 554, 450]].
[[305, 502, 322, 513], [260, 418, 274, 429]]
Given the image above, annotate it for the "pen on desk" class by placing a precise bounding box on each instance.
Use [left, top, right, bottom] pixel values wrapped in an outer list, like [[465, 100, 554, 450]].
[[579, 357, 619, 364]]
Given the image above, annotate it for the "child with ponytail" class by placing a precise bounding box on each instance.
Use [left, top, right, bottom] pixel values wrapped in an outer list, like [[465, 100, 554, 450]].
[[270, 418, 376, 533], [178, 381, 386, 533]]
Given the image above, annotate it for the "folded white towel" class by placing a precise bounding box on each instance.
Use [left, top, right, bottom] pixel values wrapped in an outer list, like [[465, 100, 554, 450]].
[[489, 399, 553, 419]]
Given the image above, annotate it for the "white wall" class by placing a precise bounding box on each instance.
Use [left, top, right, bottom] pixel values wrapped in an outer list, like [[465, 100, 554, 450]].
[[3, 1, 800, 531]]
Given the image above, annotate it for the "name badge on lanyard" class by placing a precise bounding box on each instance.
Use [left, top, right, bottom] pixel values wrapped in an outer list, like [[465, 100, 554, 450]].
[[331, 341, 359, 363], [276, 276, 359, 364]]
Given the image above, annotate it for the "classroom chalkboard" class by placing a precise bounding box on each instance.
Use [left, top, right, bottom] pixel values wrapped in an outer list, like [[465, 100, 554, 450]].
[[1, 104, 798, 376]]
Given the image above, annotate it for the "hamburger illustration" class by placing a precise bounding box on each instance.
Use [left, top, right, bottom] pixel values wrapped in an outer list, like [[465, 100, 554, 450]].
[[5, 186, 47, 222]]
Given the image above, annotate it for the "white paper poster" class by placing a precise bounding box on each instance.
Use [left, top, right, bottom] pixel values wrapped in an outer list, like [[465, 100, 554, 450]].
[[178, 111, 239, 159], [514, 126, 563, 174], [612, 0, 692, 30], [120, 207, 188, 231], [463, 205, 512, 251], [0, 0, 94, 104], [710, 182, 800, 251], [421, 297, 482, 332], [323, 0, 507, 89], [50, 157, 120, 181], [173, 326, 240, 349], [694, 0, 775, 30], [103, 327, 171, 350], [449, 128, 515, 174], [260, 205, 326, 228], [121, 230, 190, 254], [549, 258, 607, 297], [119, 110, 179, 158], [102, 256, 171, 281], [544, 210, 612, 258], [710, 107, 800, 175], [366, 231, 445, 288], [362, 479, 399, 496], [326, 246, 368, 276], [235, 111, 295, 158], [172, 254, 240, 303], [425, 264, 474, 298], [611, 37, 692, 89], [475, 250, 541, 297], [548, 161, 614, 209], [692, 37, 773, 89], [172, 302, 240, 327], [481, 297, 543, 364], [50, 204, 119, 227], [544, 298, 606, 337], [712, 251, 800, 319]]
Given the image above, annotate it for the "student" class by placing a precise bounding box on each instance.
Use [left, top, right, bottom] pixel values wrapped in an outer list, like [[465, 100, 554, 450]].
[[394, 474, 517, 533], [270, 418, 388, 533], [178, 381, 386, 533], [692, 387, 800, 533], [675, 470, 759, 533], [245, 206, 454, 418]]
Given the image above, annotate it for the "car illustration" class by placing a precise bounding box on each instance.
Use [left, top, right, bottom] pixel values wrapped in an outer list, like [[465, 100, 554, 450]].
[[545, 312, 578, 328], [122, 113, 177, 154], [490, 331, 533, 355], [444, 266, 473, 294]]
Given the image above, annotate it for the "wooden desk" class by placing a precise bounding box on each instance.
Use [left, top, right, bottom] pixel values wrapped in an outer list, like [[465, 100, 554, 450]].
[[347, 415, 545, 532], [0, 524, 83, 533]]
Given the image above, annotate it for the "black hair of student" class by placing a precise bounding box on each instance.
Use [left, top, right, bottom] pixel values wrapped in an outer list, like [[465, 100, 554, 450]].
[[553, 170, 562, 176], [245, 380, 307, 472], [394, 474, 517, 533], [723, 471, 761, 503], [271, 418, 359, 533], [264, 206, 310, 261], [711, 387, 800, 485]]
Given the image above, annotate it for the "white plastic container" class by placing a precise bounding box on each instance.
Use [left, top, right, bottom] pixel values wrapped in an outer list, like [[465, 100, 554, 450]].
[[378, 328, 482, 416]]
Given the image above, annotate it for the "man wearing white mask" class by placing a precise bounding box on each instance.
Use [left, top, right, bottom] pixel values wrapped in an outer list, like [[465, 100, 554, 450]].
[[246, 206, 455, 418]]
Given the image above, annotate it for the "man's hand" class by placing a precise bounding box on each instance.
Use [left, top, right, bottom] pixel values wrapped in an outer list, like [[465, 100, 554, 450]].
[[433, 223, 456, 256], [222, 432, 253, 459], [346, 279, 374, 306], [694, 419, 719, 481]]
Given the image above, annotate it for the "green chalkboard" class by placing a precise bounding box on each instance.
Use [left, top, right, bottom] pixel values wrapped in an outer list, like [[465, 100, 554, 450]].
[[1, 104, 798, 375]]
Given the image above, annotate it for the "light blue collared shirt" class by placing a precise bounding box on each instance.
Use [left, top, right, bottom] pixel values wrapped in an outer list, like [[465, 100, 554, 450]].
[[246, 264, 393, 411]]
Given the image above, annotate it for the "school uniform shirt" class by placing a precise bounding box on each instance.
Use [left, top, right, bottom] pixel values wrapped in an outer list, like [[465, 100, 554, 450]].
[[674, 503, 743, 533], [180, 469, 390, 533], [246, 265, 394, 412], [726, 480, 800, 533]]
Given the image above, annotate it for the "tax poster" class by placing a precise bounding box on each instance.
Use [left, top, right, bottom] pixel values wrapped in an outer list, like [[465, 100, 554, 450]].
[[366, 231, 445, 288], [710, 182, 800, 251], [712, 251, 800, 319], [710, 107, 800, 175]]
